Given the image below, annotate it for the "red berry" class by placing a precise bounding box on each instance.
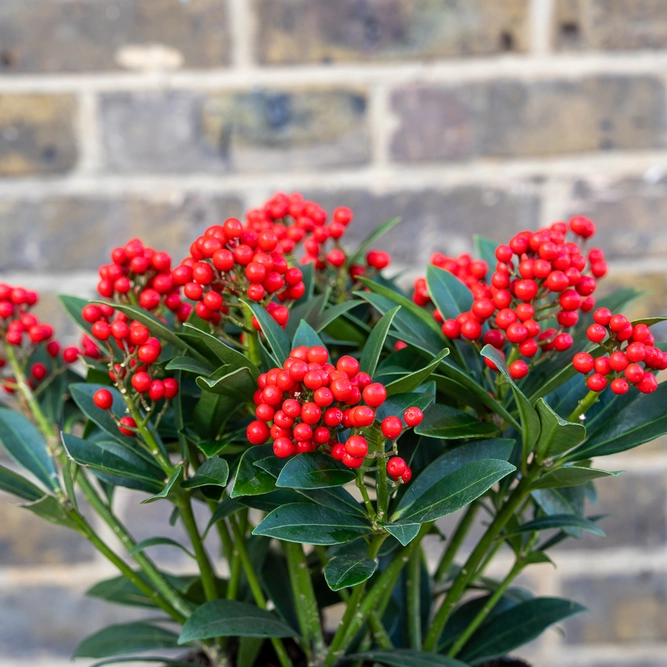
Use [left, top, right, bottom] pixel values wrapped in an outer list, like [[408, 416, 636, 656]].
[[91, 320, 111, 341], [514, 279, 538, 302], [352, 405, 375, 428], [460, 319, 482, 340], [362, 383, 387, 408], [138, 343, 161, 364], [131, 371, 151, 393], [118, 416, 137, 436], [587, 324, 607, 343], [594, 356, 611, 375], [404, 407, 423, 427], [331, 443, 346, 461], [301, 402, 322, 425], [324, 407, 344, 427], [342, 453, 364, 469], [609, 314, 629, 333], [63, 346, 79, 363], [519, 338, 538, 357], [637, 373, 658, 394], [610, 378, 629, 395], [345, 435, 368, 458], [293, 423, 313, 442], [506, 322, 528, 344], [93, 388, 113, 410], [495, 309, 517, 330], [552, 333, 573, 352], [559, 289, 582, 311], [626, 342, 646, 363], [148, 380, 165, 402], [442, 319, 460, 338], [31, 363, 47, 381], [573, 352, 594, 374], [381, 416, 403, 439], [587, 373, 607, 392], [308, 346, 329, 365], [609, 351, 629, 372], [247, 420, 270, 445], [82, 304, 102, 323], [273, 437, 295, 458], [625, 363, 646, 384], [509, 360, 529, 379], [593, 308, 612, 326], [546, 271, 570, 292], [387, 457, 407, 479], [401, 468, 412, 483], [336, 355, 360, 378]]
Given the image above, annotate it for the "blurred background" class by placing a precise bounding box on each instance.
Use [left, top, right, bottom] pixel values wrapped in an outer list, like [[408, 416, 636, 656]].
[[1, 1, 667, 666]]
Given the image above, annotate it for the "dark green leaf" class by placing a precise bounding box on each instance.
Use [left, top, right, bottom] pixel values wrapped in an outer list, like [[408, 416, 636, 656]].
[[253, 503, 371, 545], [0, 463, 44, 501], [58, 294, 110, 356], [297, 486, 366, 517], [481, 345, 540, 457], [346, 650, 468, 667], [129, 537, 195, 559], [315, 300, 365, 333], [74, 622, 180, 658], [347, 217, 402, 267], [473, 235, 498, 268], [254, 455, 290, 479], [0, 407, 58, 491], [360, 307, 400, 378], [70, 384, 135, 446], [204, 496, 244, 536], [506, 514, 605, 538], [86, 572, 194, 608], [324, 555, 377, 591], [376, 391, 436, 425], [426, 265, 473, 321], [384, 522, 421, 546], [21, 495, 77, 529], [414, 403, 499, 440], [292, 320, 324, 349], [195, 367, 255, 400], [165, 356, 214, 375], [385, 349, 449, 396], [243, 300, 291, 364], [193, 390, 238, 441], [276, 452, 356, 489], [181, 457, 230, 489], [231, 445, 277, 497], [535, 398, 586, 460], [141, 465, 184, 504], [179, 600, 297, 643], [532, 466, 621, 489]]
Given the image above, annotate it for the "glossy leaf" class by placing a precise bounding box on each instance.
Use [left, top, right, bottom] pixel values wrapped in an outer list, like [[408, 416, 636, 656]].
[[396, 439, 515, 519], [231, 445, 277, 498], [253, 502, 371, 545], [193, 390, 238, 441], [86, 571, 193, 608], [204, 497, 244, 536], [506, 514, 605, 538], [165, 356, 214, 375], [141, 465, 184, 504], [181, 457, 230, 489], [298, 486, 366, 517], [376, 390, 436, 425], [395, 459, 515, 523], [292, 319, 324, 349], [70, 384, 135, 446], [535, 398, 586, 460], [414, 403, 499, 440], [473, 234, 498, 268], [384, 522, 421, 546], [242, 300, 291, 364], [360, 306, 400, 378], [481, 345, 540, 457], [0, 463, 44, 501], [276, 452, 356, 489], [347, 217, 402, 267], [385, 349, 449, 396], [58, 294, 111, 356], [74, 622, 180, 658], [196, 367, 255, 400], [532, 466, 621, 489], [347, 650, 468, 667], [129, 537, 195, 559], [324, 554, 377, 591], [179, 599, 297, 643], [459, 597, 586, 664], [21, 495, 77, 529], [426, 265, 473, 321], [0, 407, 59, 491]]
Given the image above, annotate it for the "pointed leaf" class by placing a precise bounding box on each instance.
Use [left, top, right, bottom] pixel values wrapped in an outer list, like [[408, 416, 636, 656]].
[[129, 537, 195, 559], [242, 300, 291, 364], [21, 495, 77, 529], [182, 457, 230, 489], [315, 300, 364, 333], [376, 390, 436, 424], [292, 320, 324, 349], [0, 463, 44, 501], [532, 466, 621, 489], [179, 600, 297, 643], [385, 349, 449, 396], [426, 265, 473, 321], [324, 555, 377, 591], [165, 356, 214, 375], [535, 398, 586, 460], [473, 235, 498, 268], [74, 622, 180, 658], [141, 465, 184, 504], [231, 445, 277, 497], [506, 514, 605, 538], [204, 497, 244, 536], [414, 403, 499, 440], [297, 486, 366, 517], [360, 307, 400, 378], [276, 452, 356, 489], [347, 217, 402, 267], [196, 366, 255, 399], [70, 384, 135, 446], [384, 522, 422, 546]]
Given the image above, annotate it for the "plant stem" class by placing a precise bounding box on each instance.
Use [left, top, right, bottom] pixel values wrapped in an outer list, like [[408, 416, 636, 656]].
[[356, 470, 376, 521], [434, 501, 479, 583], [567, 389, 600, 423], [406, 547, 422, 650], [447, 557, 525, 657], [422, 470, 540, 651], [243, 307, 262, 368], [376, 454, 389, 522]]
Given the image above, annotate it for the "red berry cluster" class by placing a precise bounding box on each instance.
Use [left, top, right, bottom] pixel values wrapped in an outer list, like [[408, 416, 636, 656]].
[[414, 253, 489, 307], [171, 218, 304, 330], [417, 217, 606, 380], [573, 308, 666, 394], [245, 345, 422, 481], [97, 238, 191, 322]]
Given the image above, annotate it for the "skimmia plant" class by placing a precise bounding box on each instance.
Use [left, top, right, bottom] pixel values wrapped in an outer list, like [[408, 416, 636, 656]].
[[0, 193, 666, 667]]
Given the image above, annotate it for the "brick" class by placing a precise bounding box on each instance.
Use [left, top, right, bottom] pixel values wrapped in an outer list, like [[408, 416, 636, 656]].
[[0, 581, 148, 657], [0, 195, 243, 272], [304, 186, 541, 267], [0, 94, 77, 176], [390, 77, 665, 162], [556, 472, 667, 550], [554, 0, 667, 51], [101, 88, 371, 173], [0, 491, 94, 566], [256, 0, 531, 65], [564, 177, 667, 259], [0, 0, 229, 73], [561, 571, 667, 643]]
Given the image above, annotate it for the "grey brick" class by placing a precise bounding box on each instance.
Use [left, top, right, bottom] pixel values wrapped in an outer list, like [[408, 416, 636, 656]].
[[0, 0, 229, 73], [101, 88, 371, 173], [390, 77, 665, 162], [256, 0, 531, 64]]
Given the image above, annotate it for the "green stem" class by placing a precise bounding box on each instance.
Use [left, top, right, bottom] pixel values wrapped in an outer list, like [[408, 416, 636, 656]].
[[376, 455, 389, 522], [406, 547, 422, 650], [422, 470, 540, 651], [129, 403, 174, 474], [243, 307, 262, 368], [356, 470, 376, 521], [226, 509, 244, 602], [447, 557, 525, 657], [435, 501, 479, 583], [567, 389, 600, 423]]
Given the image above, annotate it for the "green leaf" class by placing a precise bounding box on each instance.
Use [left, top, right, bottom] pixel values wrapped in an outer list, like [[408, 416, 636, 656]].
[[231, 445, 278, 497], [179, 600, 297, 643], [181, 457, 230, 489], [473, 235, 498, 268], [346, 650, 468, 667], [535, 398, 586, 460], [532, 466, 621, 489], [376, 391, 436, 425], [165, 356, 214, 375], [86, 572, 194, 608], [70, 384, 134, 446], [193, 390, 238, 441], [204, 497, 244, 536], [195, 367, 255, 400], [459, 598, 585, 664], [395, 459, 515, 523], [506, 514, 605, 538], [315, 300, 364, 333], [129, 537, 195, 559], [21, 495, 77, 529], [396, 439, 515, 520], [253, 502, 371, 545], [480, 345, 540, 457], [141, 465, 184, 504], [426, 265, 473, 321], [568, 381, 667, 460], [62, 433, 164, 491], [242, 300, 291, 364], [292, 319, 324, 349], [385, 349, 449, 396], [384, 522, 422, 546], [74, 622, 180, 658], [347, 217, 402, 267], [276, 452, 356, 490], [414, 403, 499, 440], [360, 307, 400, 378], [297, 486, 366, 517], [0, 463, 44, 501], [57, 294, 110, 356], [0, 407, 58, 491], [324, 555, 377, 591]]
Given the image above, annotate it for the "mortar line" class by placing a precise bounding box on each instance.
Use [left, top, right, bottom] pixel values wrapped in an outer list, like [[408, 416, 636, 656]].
[[226, 0, 256, 69], [530, 0, 555, 55]]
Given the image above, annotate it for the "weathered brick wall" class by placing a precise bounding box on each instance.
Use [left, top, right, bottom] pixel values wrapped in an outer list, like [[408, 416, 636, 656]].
[[1, 1, 667, 665]]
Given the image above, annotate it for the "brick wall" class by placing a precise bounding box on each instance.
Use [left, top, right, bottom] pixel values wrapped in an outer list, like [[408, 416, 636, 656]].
[[1, 1, 667, 666]]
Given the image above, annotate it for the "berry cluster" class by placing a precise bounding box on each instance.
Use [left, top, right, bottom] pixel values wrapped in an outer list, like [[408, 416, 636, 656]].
[[245, 345, 422, 482], [97, 238, 191, 322], [416, 217, 607, 380], [573, 309, 666, 394]]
